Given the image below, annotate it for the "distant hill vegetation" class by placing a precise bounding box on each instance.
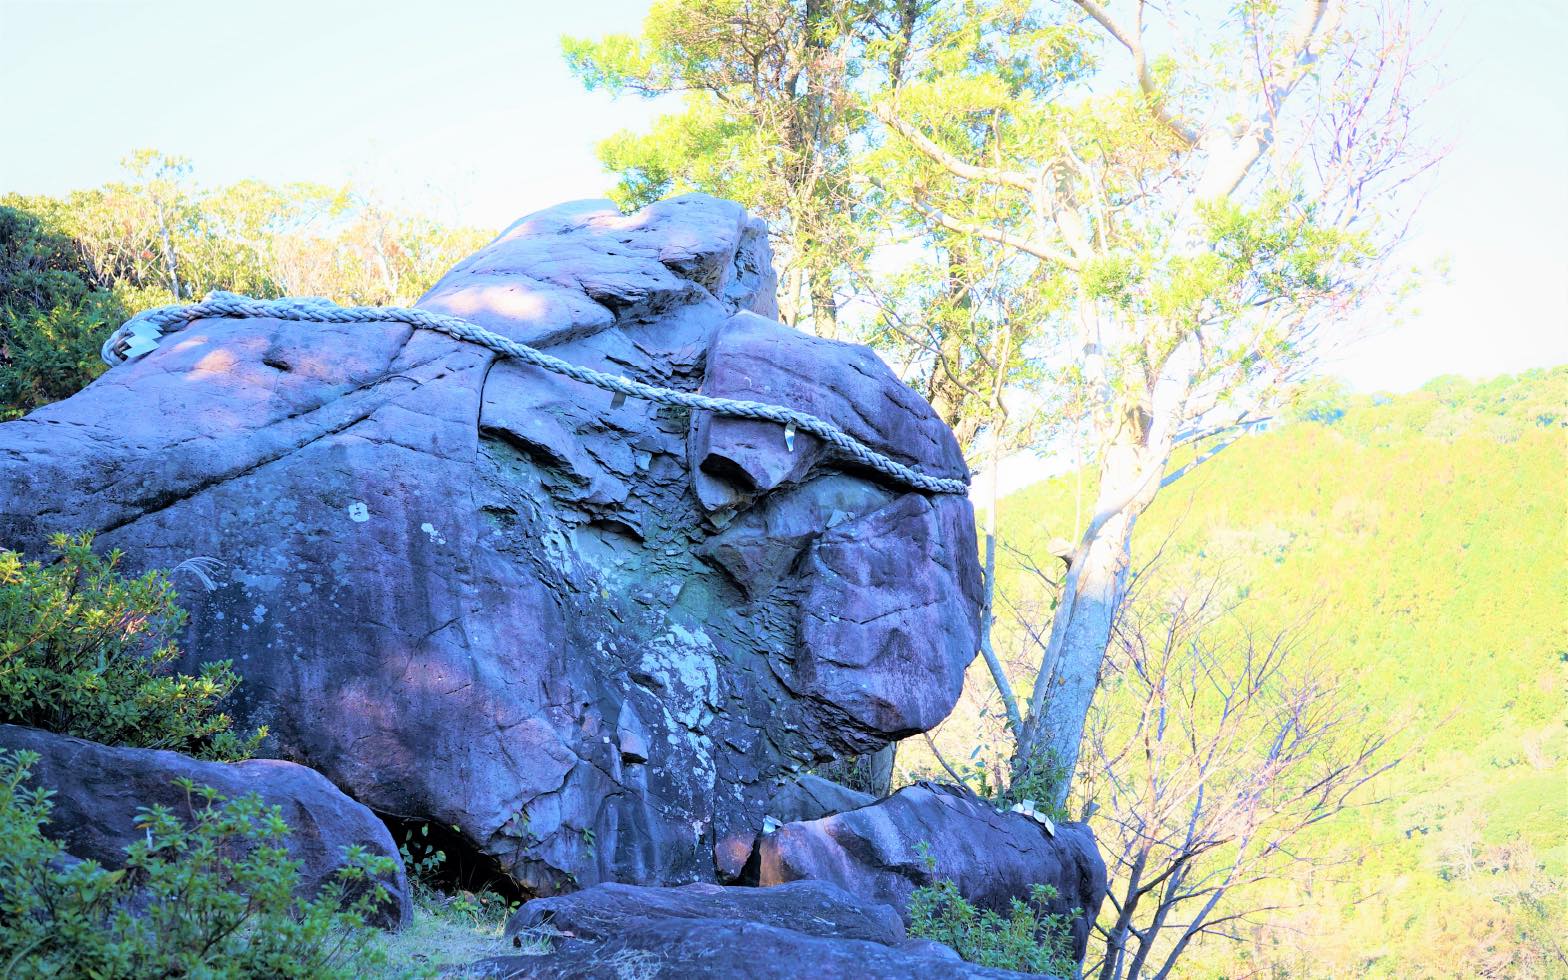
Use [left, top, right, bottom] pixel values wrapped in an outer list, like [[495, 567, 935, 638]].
[[915, 366, 1568, 978]]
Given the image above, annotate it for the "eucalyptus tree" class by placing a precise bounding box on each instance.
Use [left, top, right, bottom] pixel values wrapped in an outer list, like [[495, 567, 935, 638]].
[[870, 0, 1436, 802], [563, 0, 939, 337]]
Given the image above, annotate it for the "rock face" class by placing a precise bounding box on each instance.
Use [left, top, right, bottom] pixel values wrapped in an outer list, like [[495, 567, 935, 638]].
[[476, 880, 1047, 979], [0, 724, 411, 928], [757, 783, 1108, 962], [476, 919, 1044, 979], [0, 195, 984, 896]]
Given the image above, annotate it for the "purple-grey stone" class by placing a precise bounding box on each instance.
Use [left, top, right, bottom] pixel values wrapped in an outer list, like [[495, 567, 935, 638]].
[[0, 194, 985, 899]]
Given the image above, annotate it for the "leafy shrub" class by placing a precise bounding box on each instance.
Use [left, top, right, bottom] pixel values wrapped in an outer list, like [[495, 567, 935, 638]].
[[0, 748, 392, 978], [0, 533, 262, 761], [906, 843, 1078, 976], [0, 203, 120, 420], [999, 755, 1071, 821], [0, 294, 122, 421]]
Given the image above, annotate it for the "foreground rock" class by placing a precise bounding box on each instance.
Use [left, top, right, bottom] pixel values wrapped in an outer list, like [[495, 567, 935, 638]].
[[0, 194, 984, 894], [506, 879, 903, 944], [757, 783, 1107, 961], [472, 880, 1047, 979], [0, 724, 411, 928]]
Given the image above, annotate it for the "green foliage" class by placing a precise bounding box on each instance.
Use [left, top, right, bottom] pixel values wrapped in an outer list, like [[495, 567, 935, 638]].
[[0, 748, 391, 978], [0, 293, 121, 421], [998, 756, 1070, 821], [856, 1, 1425, 462], [0, 156, 487, 420], [906, 843, 1077, 976], [937, 718, 1070, 820], [0, 204, 122, 420], [399, 825, 448, 890], [0, 533, 263, 761], [563, 0, 896, 335]]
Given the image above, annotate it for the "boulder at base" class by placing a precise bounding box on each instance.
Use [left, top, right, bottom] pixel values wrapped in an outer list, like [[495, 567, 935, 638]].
[[475, 879, 1049, 979], [0, 193, 984, 895], [756, 783, 1107, 962], [0, 724, 411, 928]]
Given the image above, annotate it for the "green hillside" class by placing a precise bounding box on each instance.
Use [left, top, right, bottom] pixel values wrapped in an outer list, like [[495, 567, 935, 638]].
[[919, 367, 1568, 978]]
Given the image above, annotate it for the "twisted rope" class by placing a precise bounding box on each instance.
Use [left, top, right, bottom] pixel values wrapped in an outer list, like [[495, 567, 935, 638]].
[[102, 292, 969, 496]]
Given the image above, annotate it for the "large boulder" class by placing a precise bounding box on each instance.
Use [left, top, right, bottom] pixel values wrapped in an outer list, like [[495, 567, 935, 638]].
[[0, 194, 984, 896], [476, 879, 1047, 979], [756, 783, 1107, 962], [0, 724, 411, 928]]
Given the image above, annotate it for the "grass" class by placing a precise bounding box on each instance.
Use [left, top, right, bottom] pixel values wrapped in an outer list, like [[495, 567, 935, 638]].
[[368, 837, 552, 978]]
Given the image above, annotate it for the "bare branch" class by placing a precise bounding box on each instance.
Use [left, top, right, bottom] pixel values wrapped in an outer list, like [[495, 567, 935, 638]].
[[1160, 433, 1242, 488], [923, 732, 973, 791]]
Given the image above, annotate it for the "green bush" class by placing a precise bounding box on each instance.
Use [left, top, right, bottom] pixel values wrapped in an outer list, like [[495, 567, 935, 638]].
[[906, 844, 1078, 976], [0, 294, 122, 421], [0, 748, 393, 978], [0, 203, 120, 421], [0, 533, 262, 761]]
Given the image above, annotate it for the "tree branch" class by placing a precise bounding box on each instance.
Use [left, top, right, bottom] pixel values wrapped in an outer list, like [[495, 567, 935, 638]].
[[905, 193, 1084, 270], [1160, 433, 1242, 488], [923, 732, 972, 790], [977, 533, 1027, 738], [1198, 0, 1343, 199], [873, 104, 1036, 191], [1070, 0, 1198, 148]]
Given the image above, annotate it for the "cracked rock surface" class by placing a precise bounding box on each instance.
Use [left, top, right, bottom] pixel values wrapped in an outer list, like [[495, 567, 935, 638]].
[[0, 194, 984, 896]]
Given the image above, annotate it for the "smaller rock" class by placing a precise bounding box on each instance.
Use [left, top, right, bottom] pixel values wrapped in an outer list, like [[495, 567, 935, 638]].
[[767, 773, 874, 824], [714, 773, 873, 883], [899, 938, 964, 961], [616, 702, 651, 765], [0, 724, 412, 929], [477, 918, 1047, 979], [505, 879, 904, 946], [690, 311, 969, 511], [756, 783, 1107, 963]]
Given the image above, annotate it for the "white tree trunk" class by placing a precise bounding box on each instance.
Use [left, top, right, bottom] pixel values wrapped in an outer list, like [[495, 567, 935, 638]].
[[1026, 429, 1168, 806], [1038, 514, 1133, 790]]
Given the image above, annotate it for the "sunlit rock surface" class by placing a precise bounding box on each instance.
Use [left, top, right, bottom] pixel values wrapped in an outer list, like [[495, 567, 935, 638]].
[[0, 194, 983, 895]]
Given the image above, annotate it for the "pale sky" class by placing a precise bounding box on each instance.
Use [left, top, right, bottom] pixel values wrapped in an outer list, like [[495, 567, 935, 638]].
[[2, 0, 1564, 393]]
